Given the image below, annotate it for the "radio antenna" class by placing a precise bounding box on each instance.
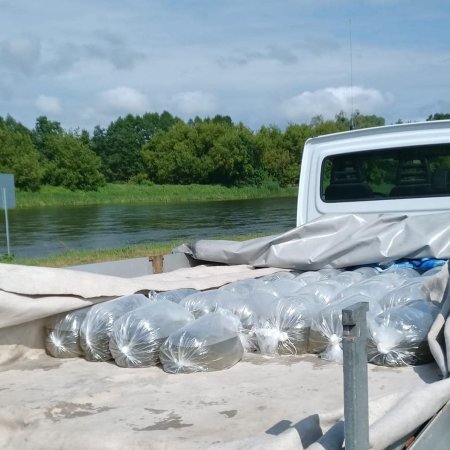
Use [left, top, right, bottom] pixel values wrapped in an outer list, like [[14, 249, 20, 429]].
[[349, 18, 354, 130]]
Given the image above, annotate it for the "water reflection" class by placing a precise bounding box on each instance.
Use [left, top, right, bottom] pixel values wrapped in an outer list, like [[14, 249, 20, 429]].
[[0, 197, 297, 258]]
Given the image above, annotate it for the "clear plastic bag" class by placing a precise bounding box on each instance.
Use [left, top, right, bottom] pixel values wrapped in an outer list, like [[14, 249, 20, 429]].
[[180, 289, 230, 318], [259, 279, 306, 298], [368, 300, 439, 367], [216, 289, 279, 352], [353, 267, 380, 278], [333, 271, 367, 288], [219, 278, 265, 295], [293, 271, 324, 287], [153, 288, 198, 304], [317, 268, 343, 279], [309, 294, 374, 362], [45, 306, 91, 358], [377, 279, 430, 312], [382, 267, 420, 279], [297, 279, 345, 305], [215, 293, 256, 330], [239, 289, 279, 320], [254, 296, 322, 356], [259, 271, 297, 282], [160, 313, 244, 373], [109, 301, 194, 368], [80, 294, 150, 362], [421, 266, 444, 277], [214, 306, 257, 352], [334, 276, 404, 304]]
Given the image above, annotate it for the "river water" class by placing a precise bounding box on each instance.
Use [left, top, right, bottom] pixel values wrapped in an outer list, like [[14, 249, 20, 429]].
[[0, 197, 297, 258]]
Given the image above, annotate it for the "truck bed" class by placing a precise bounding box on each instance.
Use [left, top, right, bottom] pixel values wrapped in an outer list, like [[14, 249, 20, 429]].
[[0, 346, 440, 449]]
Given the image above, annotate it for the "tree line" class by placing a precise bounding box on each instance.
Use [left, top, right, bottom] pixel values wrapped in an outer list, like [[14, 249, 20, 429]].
[[0, 111, 449, 191]]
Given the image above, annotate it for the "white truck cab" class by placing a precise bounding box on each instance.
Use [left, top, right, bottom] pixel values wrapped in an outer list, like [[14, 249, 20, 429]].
[[297, 120, 450, 226]]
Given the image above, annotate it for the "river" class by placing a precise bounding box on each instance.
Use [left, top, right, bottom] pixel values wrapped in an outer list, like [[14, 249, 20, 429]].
[[0, 197, 297, 258]]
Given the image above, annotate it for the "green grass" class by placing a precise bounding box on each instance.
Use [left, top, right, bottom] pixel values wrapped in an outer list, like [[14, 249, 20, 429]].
[[9, 232, 269, 268], [16, 183, 298, 208]]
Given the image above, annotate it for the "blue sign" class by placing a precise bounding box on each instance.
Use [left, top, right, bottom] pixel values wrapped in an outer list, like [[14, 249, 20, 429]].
[[0, 174, 16, 209]]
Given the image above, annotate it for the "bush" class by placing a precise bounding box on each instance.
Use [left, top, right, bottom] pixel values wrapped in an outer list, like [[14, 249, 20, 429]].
[[128, 173, 154, 185], [43, 134, 105, 191], [0, 126, 43, 191]]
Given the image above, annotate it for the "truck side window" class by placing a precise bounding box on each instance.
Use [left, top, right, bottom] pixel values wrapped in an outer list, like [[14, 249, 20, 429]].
[[321, 144, 450, 202]]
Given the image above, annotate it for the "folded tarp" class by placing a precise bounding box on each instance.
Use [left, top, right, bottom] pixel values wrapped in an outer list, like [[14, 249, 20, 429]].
[[0, 264, 282, 329], [175, 212, 450, 270]]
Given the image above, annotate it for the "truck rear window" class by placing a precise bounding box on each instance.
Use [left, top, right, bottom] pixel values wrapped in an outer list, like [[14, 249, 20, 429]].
[[321, 143, 450, 202]]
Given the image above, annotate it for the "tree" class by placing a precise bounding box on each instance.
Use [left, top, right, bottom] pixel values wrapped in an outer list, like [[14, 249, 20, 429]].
[[43, 133, 105, 190], [427, 113, 450, 121], [335, 111, 351, 130], [256, 126, 291, 186], [310, 116, 342, 136], [211, 115, 233, 126], [91, 112, 178, 182], [142, 120, 263, 186], [255, 124, 309, 186], [0, 114, 32, 136], [308, 111, 384, 135], [0, 119, 42, 191], [207, 124, 262, 186], [352, 111, 385, 129], [32, 116, 64, 157], [142, 121, 208, 184], [284, 124, 311, 161]]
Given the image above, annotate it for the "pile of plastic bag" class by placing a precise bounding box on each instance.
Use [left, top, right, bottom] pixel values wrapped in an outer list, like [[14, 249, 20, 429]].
[[44, 262, 444, 372], [308, 267, 439, 364]]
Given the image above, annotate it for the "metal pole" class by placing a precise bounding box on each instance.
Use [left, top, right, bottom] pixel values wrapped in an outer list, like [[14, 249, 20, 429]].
[[3, 187, 10, 256], [342, 302, 369, 450]]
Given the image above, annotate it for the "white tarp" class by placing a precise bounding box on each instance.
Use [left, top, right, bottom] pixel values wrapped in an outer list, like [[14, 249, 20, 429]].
[[0, 351, 443, 450], [0, 264, 282, 329], [176, 212, 450, 269]]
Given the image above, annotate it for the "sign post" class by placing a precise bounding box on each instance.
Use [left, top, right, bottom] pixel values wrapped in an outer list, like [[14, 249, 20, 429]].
[[0, 174, 16, 256]]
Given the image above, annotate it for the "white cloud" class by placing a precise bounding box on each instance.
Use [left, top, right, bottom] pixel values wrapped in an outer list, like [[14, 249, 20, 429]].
[[98, 86, 148, 114], [281, 86, 393, 121], [85, 31, 145, 70], [171, 91, 217, 117], [0, 1, 449, 130], [35, 94, 61, 114], [218, 45, 299, 68], [0, 35, 41, 74]]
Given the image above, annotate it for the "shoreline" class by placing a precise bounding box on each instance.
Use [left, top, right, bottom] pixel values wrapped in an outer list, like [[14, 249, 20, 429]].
[[16, 183, 298, 208], [10, 232, 270, 268]]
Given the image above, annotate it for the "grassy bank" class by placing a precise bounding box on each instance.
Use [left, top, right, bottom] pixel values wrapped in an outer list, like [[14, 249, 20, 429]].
[[16, 183, 298, 208], [10, 233, 268, 268]]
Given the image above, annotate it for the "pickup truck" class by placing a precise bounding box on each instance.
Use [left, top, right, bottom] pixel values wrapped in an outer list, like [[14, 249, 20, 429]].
[[297, 120, 450, 225], [1, 120, 450, 450]]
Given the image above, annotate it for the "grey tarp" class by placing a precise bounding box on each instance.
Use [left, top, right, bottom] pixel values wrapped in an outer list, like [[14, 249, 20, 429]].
[[175, 212, 450, 269]]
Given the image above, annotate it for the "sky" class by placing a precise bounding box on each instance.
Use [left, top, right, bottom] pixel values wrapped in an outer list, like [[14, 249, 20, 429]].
[[1, 0, 450, 132]]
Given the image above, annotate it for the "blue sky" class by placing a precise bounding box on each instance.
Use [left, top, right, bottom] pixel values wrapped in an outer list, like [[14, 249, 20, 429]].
[[1, 0, 449, 131]]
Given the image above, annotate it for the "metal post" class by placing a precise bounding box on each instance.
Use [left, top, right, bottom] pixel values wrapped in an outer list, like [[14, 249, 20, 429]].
[[342, 302, 369, 450], [2, 187, 10, 256]]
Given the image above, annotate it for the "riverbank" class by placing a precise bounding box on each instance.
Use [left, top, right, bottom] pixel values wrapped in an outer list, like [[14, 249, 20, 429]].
[[9, 232, 269, 268], [16, 183, 298, 208]]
